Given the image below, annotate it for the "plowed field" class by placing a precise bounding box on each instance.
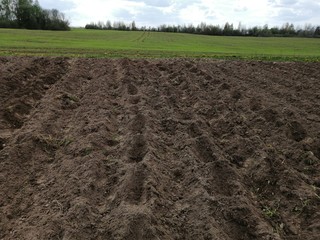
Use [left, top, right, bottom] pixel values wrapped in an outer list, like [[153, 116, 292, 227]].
[[0, 57, 320, 240]]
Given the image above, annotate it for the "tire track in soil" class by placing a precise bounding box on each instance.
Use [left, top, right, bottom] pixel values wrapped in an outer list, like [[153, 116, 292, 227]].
[[0, 57, 69, 150], [87, 59, 159, 239], [0, 58, 320, 240], [108, 59, 161, 239]]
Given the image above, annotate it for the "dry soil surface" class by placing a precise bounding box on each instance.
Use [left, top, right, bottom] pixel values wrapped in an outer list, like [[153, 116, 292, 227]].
[[0, 57, 320, 240]]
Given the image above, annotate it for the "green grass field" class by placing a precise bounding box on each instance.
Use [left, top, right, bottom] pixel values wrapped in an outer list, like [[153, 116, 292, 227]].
[[0, 28, 319, 60]]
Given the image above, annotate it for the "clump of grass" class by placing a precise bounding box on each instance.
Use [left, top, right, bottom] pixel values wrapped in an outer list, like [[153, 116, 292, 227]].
[[293, 198, 310, 215], [61, 93, 80, 109], [263, 206, 278, 218], [62, 93, 80, 103], [80, 147, 94, 156], [34, 134, 73, 155], [301, 151, 318, 165]]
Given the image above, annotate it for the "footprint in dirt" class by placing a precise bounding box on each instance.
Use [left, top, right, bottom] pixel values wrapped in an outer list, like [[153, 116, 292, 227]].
[[127, 83, 138, 96], [156, 64, 167, 72], [127, 134, 147, 163], [262, 108, 279, 122], [124, 163, 147, 203], [2, 102, 32, 129], [161, 118, 177, 135], [188, 122, 202, 138], [205, 160, 240, 196], [219, 83, 231, 90], [124, 212, 156, 239], [195, 135, 218, 163], [189, 66, 198, 73], [128, 95, 141, 105], [129, 113, 146, 134], [231, 89, 242, 100], [288, 121, 307, 142], [106, 138, 120, 147], [249, 97, 262, 111]]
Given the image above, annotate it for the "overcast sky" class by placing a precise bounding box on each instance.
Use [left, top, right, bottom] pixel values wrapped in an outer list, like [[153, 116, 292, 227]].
[[38, 0, 320, 28]]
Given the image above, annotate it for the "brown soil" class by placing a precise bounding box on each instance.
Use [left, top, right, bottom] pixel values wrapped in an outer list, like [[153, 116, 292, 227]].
[[0, 57, 320, 240]]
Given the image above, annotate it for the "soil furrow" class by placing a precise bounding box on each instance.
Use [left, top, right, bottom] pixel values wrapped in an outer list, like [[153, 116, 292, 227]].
[[0, 57, 319, 240]]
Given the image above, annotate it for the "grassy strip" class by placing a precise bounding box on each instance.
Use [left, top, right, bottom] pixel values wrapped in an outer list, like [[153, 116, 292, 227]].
[[0, 28, 319, 61]]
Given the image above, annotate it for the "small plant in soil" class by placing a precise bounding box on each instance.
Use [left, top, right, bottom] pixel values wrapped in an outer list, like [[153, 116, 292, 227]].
[[311, 185, 320, 200], [301, 151, 318, 165], [106, 135, 120, 147], [34, 135, 73, 154], [59, 138, 73, 147], [62, 93, 80, 103], [80, 147, 94, 156], [263, 206, 279, 218], [293, 198, 310, 215]]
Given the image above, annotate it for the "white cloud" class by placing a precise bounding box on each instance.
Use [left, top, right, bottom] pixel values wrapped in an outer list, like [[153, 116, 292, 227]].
[[127, 0, 173, 7], [267, 0, 320, 25], [38, 0, 320, 27]]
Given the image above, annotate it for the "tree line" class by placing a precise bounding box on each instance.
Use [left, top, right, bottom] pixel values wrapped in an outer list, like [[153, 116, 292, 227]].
[[0, 0, 70, 30], [85, 21, 320, 38], [85, 20, 137, 31]]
